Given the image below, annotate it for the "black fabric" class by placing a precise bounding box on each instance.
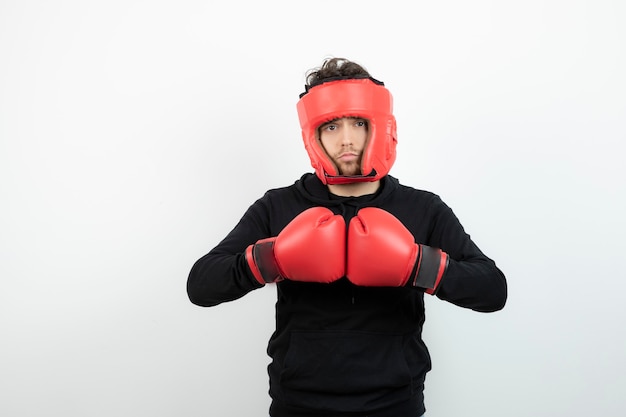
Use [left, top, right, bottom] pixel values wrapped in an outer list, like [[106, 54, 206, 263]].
[[187, 173, 508, 417]]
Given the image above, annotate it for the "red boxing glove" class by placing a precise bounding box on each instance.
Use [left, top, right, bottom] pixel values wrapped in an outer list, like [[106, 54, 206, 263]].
[[346, 207, 449, 294], [246, 207, 346, 284]]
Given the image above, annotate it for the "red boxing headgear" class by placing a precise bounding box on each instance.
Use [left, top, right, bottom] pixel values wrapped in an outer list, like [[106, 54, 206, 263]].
[[296, 77, 397, 185]]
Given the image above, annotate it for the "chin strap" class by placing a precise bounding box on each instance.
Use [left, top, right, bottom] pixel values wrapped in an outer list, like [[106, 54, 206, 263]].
[[325, 169, 378, 185]]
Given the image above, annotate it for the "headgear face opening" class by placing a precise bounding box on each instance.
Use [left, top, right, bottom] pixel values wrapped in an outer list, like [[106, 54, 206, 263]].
[[296, 78, 397, 185]]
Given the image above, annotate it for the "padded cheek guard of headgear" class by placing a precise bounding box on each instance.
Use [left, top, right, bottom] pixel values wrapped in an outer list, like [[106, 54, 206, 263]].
[[296, 77, 397, 185]]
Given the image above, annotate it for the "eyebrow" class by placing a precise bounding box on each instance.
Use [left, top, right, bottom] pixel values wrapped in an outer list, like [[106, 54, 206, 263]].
[[322, 116, 365, 125]]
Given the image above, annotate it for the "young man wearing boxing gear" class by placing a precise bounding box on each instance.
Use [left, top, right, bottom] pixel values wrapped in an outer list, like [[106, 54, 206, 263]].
[[188, 57, 507, 417]]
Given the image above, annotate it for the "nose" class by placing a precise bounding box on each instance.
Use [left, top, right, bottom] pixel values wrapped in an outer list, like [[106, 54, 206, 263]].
[[340, 121, 354, 146]]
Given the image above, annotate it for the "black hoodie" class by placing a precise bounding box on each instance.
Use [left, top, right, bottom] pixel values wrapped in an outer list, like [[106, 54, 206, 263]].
[[188, 173, 507, 417]]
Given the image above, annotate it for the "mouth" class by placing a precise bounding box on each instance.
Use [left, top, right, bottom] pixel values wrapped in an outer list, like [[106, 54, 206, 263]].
[[338, 152, 359, 162]]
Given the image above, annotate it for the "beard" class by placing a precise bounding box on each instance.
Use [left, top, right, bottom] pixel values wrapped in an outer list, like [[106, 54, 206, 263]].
[[335, 154, 363, 176]]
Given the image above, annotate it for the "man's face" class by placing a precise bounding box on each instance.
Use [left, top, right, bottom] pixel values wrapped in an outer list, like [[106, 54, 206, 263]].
[[318, 117, 369, 176]]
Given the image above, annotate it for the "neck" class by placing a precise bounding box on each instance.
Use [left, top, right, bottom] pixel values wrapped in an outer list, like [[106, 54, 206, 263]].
[[327, 180, 380, 197]]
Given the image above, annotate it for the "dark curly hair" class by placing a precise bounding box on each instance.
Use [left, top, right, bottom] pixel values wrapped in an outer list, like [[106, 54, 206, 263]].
[[305, 57, 371, 88]]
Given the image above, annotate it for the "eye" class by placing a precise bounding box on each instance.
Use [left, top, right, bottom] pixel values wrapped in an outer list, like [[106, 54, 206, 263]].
[[355, 119, 368, 128]]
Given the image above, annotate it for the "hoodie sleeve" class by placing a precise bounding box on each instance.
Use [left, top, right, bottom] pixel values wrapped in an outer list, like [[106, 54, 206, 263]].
[[427, 196, 508, 312], [187, 199, 269, 307]]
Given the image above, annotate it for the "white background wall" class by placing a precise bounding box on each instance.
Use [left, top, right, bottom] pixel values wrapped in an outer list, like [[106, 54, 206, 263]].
[[1, 1, 624, 416]]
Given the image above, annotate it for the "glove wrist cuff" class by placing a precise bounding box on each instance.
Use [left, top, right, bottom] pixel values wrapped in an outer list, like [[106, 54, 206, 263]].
[[246, 238, 283, 284], [409, 245, 449, 294]]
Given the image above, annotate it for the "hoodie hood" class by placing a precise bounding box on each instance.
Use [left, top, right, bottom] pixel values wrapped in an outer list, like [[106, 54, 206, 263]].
[[294, 173, 399, 216]]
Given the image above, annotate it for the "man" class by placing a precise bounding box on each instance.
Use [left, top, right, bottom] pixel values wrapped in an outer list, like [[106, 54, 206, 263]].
[[187, 57, 507, 417]]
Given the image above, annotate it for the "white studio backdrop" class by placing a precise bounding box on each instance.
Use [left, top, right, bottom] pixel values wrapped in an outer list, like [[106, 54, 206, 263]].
[[1, 1, 624, 416]]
